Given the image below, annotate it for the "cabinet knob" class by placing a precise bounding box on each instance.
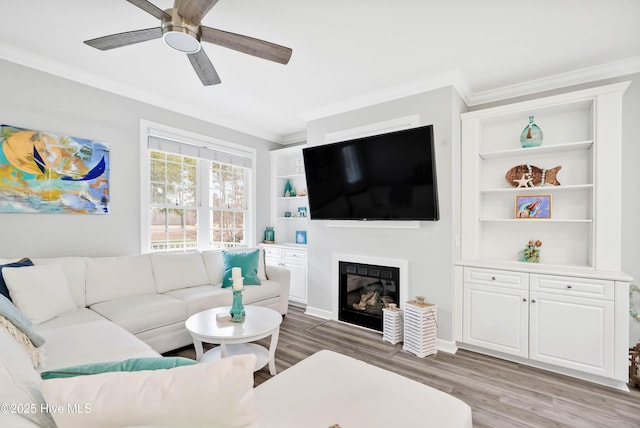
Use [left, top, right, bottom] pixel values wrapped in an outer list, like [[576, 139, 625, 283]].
[[522, 298, 527, 302], [491, 276, 496, 281], [531, 299, 536, 303], [566, 285, 573, 289]]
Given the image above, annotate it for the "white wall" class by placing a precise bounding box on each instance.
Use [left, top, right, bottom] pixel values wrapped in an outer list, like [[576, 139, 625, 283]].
[[305, 86, 465, 343], [0, 59, 280, 258]]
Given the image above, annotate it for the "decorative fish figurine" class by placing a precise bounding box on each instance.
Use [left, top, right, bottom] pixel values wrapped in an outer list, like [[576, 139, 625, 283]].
[[506, 164, 561, 188]]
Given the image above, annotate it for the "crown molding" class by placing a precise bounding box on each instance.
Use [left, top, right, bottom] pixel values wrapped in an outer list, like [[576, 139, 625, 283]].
[[300, 68, 472, 122], [0, 42, 283, 143], [277, 131, 307, 145], [468, 56, 640, 106]]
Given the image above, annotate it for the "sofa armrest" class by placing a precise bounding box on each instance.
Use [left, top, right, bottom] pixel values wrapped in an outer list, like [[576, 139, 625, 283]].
[[265, 264, 290, 314]]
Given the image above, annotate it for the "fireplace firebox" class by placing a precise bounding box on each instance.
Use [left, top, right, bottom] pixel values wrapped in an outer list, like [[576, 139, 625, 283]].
[[338, 261, 400, 331]]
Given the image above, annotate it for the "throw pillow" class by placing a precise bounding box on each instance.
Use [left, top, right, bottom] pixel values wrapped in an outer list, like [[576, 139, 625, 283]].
[[41, 357, 196, 379], [222, 249, 261, 288], [3, 264, 77, 324], [0, 257, 33, 301], [0, 293, 45, 347], [41, 354, 258, 428]]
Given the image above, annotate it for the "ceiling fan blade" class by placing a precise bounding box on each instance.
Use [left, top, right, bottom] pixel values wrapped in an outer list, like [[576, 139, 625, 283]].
[[177, 0, 220, 24], [187, 49, 221, 86], [201, 26, 292, 64], [84, 27, 162, 50], [126, 0, 171, 20]]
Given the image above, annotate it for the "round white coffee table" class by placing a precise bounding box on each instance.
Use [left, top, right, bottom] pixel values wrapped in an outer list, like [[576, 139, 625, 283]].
[[185, 306, 282, 375]]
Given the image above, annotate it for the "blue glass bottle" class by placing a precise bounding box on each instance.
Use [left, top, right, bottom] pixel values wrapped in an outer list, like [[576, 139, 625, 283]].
[[520, 116, 543, 148]]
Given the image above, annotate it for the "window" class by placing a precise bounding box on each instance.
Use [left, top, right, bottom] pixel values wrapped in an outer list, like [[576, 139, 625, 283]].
[[140, 121, 256, 253]]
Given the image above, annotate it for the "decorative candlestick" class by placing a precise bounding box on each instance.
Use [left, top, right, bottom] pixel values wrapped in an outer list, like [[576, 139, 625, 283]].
[[230, 271, 245, 322], [230, 288, 246, 323]]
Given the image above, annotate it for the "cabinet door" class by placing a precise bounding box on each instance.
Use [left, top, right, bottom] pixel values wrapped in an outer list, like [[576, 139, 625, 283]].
[[463, 283, 529, 357], [529, 292, 614, 377], [284, 262, 307, 304]]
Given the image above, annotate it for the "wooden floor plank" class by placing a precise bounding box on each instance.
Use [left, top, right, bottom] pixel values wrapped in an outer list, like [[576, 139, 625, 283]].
[[166, 305, 640, 427]]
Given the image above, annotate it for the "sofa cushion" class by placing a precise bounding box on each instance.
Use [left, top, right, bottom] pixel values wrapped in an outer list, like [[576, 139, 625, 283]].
[[41, 354, 258, 428], [150, 251, 210, 293], [222, 249, 261, 288], [86, 255, 155, 305], [165, 285, 231, 315], [242, 280, 282, 305], [32, 257, 89, 308], [35, 307, 107, 332], [0, 257, 33, 301], [0, 325, 57, 428], [37, 320, 159, 372], [3, 264, 77, 325], [41, 357, 196, 379], [90, 294, 187, 335]]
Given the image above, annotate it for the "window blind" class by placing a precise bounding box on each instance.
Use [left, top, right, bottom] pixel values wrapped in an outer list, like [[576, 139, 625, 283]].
[[148, 135, 252, 168]]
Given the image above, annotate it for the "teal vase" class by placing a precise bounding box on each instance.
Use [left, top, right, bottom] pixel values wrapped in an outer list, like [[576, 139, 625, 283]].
[[520, 116, 543, 148], [283, 180, 292, 197]]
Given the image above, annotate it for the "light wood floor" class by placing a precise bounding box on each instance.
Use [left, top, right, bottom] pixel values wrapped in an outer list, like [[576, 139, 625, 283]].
[[166, 305, 640, 427]]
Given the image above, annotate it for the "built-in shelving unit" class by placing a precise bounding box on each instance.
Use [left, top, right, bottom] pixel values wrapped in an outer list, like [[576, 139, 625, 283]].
[[456, 82, 632, 390]]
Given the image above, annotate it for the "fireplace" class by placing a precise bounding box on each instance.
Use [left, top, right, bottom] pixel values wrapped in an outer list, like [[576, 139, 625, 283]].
[[338, 261, 400, 331]]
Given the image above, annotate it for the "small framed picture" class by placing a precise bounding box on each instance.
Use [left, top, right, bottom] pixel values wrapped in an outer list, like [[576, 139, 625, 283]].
[[284, 211, 291, 218], [515, 194, 552, 219], [297, 206, 307, 218], [296, 230, 307, 244]]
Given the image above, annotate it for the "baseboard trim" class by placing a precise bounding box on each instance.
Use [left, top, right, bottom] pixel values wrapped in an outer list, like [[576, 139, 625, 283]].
[[436, 339, 458, 354], [304, 306, 332, 320]]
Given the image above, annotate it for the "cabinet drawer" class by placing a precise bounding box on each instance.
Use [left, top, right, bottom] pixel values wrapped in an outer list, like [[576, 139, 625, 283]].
[[262, 247, 282, 259], [464, 267, 528, 290], [530, 274, 614, 300], [283, 249, 307, 264]]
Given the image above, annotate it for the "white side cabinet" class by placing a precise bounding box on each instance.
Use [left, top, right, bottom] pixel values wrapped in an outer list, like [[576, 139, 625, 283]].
[[262, 244, 307, 305], [460, 266, 626, 388]]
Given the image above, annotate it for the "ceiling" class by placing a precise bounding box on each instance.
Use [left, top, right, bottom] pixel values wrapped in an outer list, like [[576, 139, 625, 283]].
[[1, 0, 639, 144]]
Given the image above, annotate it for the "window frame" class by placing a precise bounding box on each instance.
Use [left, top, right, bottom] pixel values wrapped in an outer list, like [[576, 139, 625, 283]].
[[139, 120, 257, 253]]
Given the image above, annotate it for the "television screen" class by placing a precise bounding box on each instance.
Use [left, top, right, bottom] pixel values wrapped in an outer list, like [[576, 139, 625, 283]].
[[302, 125, 439, 221]]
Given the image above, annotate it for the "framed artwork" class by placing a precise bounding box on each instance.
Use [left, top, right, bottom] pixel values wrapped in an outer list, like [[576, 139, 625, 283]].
[[515, 194, 551, 219], [297, 206, 307, 217], [296, 230, 307, 244], [0, 124, 110, 214]]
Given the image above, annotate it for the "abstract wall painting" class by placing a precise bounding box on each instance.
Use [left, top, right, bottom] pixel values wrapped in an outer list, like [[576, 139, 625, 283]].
[[0, 124, 110, 214]]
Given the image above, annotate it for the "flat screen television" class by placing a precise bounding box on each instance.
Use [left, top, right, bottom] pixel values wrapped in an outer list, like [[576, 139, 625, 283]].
[[302, 125, 439, 221]]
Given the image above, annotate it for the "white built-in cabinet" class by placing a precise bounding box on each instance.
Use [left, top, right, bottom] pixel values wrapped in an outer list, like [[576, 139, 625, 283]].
[[456, 82, 632, 389], [262, 145, 308, 305]]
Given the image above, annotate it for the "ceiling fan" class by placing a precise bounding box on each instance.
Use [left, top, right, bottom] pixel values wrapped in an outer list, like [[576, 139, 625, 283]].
[[84, 0, 292, 86]]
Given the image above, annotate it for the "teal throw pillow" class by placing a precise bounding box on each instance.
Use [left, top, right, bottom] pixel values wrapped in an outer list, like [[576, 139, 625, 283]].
[[40, 357, 196, 380], [221, 249, 261, 288], [0, 258, 33, 301]]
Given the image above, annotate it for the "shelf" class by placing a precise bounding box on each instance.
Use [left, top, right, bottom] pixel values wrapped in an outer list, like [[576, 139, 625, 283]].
[[277, 173, 305, 180], [277, 216, 308, 220], [479, 218, 592, 223], [277, 196, 307, 201], [480, 184, 593, 194], [479, 140, 593, 160]]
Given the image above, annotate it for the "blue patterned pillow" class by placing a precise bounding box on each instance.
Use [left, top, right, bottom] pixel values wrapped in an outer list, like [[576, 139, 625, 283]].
[[40, 357, 196, 379], [0, 258, 33, 301]]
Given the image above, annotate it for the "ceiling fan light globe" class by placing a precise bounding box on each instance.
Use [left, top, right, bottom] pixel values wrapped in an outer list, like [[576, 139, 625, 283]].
[[162, 31, 201, 54]]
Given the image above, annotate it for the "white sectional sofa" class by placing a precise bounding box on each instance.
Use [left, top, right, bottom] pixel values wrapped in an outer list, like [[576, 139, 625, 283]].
[[29, 249, 290, 354]]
